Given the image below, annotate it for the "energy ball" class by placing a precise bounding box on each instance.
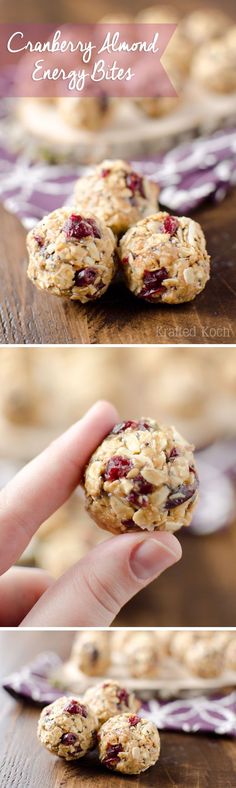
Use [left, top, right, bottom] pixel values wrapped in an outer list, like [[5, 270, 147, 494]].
[[185, 642, 224, 679], [37, 696, 98, 760], [181, 9, 231, 46], [119, 212, 210, 304], [224, 637, 236, 672], [191, 40, 236, 94], [27, 208, 116, 302], [71, 631, 110, 676], [73, 159, 159, 237], [135, 96, 181, 119], [170, 631, 196, 661], [98, 713, 160, 774], [57, 96, 112, 130], [84, 681, 140, 726], [126, 632, 159, 678], [83, 417, 199, 534]]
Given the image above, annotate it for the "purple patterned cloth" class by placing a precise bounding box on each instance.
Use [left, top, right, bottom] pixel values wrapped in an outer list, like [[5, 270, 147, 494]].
[[2, 652, 236, 736], [0, 121, 235, 227]]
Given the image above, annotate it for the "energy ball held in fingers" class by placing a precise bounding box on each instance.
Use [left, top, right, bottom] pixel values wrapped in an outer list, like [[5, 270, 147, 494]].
[[83, 418, 199, 534], [27, 208, 116, 302], [73, 159, 159, 236], [71, 631, 110, 676], [84, 680, 140, 726], [98, 713, 160, 774], [37, 696, 98, 760], [119, 212, 210, 303]]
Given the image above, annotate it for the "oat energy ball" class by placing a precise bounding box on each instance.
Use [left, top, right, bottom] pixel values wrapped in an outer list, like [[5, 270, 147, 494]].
[[119, 212, 210, 303], [73, 160, 159, 237], [185, 642, 224, 679], [83, 418, 199, 534], [27, 208, 116, 302], [126, 632, 158, 678], [37, 696, 98, 760], [181, 9, 231, 45], [57, 96, 111, 130], [84, 681, 140, 726], [71, 631, 110, 676], [98, 713, 160, 774], [191, 39, 236, 94]]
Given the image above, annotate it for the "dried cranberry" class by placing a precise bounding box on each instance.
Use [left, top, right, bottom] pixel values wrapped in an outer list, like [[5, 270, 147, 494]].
[[160, 215, 179, 236], [104, 456, 133, 482], [103, 743, 123, 767], [121, 518, 135, 528], [138, 419, 152, 430], [126, 172, 145, 198], [166, 477, 199, 510], [61, 733, 77, 745], [112, 420, 138, 434], [128, 473, 153, 508], [34, 234, 44, 247], [74, 268, 97, 287], [85, 645, 99, 663], [117, 688, 129, 706], [64, 700, 87, 717], [129, 715, 140, 727], [167, 447, 179, 461], [63, 214, 101, 240], [101, 168, 111, 177], [140, 267, 168, 299], [121, 256, 129, 265]]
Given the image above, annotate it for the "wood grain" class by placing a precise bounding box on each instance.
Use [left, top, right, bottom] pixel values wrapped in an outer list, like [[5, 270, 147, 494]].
[[0, 631, 235, 788]]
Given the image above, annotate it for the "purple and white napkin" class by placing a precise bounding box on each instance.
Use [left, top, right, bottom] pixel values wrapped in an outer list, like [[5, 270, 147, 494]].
[[0, 121, 235, 228]]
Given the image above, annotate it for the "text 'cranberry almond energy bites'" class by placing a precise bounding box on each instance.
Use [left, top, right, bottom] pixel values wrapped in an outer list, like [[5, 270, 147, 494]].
[[119, 212, 210, 303], [37, 697, 98, 761], [83, 418, 199, 534], [98, 713, 160, 775], [27, 208, 116, 302], [73, 159, 159, 236]]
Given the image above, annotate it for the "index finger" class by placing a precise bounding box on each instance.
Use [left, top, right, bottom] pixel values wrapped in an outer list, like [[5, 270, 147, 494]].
[[0, 400, 118, 575]]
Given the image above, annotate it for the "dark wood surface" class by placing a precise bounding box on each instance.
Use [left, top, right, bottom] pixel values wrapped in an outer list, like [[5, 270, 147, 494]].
[[0, 0, 236, 345], [0, 631, 235, 788], [116, 518, 236, 628]]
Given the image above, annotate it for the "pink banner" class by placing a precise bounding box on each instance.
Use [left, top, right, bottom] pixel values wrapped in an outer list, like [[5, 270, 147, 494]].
[[0, 23, 177, 98]]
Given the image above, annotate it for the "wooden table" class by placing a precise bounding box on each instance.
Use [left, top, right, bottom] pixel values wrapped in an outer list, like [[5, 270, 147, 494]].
[[0, 631, 235, 788], [0, 0, 236, 345]]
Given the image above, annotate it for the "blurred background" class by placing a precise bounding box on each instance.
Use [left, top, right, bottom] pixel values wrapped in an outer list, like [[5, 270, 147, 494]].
[[1, 0, 236, 161], [0, 346, 235, 626]]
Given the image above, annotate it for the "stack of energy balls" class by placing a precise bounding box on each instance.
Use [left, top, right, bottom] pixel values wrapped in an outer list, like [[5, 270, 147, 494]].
[[38, 678, 160, 775], [27, 159, 210, 305]]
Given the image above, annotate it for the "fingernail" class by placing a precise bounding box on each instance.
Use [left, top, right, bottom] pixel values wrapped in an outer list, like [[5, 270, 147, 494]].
[[130, 537, 181, 580]]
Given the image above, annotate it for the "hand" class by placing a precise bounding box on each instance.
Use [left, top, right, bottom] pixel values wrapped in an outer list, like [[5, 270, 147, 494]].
[[0, 401, 182, 626]]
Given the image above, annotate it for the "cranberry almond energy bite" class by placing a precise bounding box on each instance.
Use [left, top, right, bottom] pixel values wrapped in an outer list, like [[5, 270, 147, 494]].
[[119, 212, 210, 303], [83, 418, 199, 534], [27, 208, 116, 302], [84, 680, 140, 725], [71, 631, 110, 677], [37, 697, 98, 761], [98, 713, 160, 775], [73, 159, 159, 236]]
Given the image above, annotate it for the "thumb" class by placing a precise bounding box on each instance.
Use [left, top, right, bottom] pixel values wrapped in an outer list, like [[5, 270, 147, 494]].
[[21, 531, 182, 627]]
